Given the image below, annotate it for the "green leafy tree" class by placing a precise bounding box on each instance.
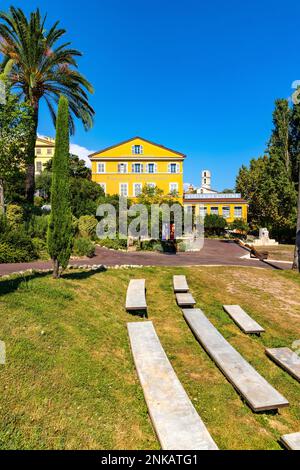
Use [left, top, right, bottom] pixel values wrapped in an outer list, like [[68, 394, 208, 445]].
[[0, 92, 32, 212], [204, 213, 226, 236], [47, 96, 73, 278], [267, 99, 297, 241], [45, 153, 92, 179], [290, 102, 300, 270], [237, 99, 297, 242], [0, 7, 94, 202]]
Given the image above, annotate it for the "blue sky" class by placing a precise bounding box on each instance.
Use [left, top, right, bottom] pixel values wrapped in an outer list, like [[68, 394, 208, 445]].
[[2, 0, 300, 189]]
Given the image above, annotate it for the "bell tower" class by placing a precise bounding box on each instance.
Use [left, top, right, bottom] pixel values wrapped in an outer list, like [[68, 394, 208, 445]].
[[201, 170, 211, 190]]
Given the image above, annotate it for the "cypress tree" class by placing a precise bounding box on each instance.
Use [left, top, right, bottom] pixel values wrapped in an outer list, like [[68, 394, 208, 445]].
[[47, 95, 73, 278]]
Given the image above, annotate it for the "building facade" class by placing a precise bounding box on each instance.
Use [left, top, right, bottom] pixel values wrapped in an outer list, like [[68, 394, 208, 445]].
[[35, 136, 55, 175], [89, 137, 185, 201], [183, 193, 248, 222]]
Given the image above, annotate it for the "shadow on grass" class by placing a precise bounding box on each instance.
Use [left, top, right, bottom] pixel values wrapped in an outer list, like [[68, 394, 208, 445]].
[[0, 271, 50, 297], [0, 266, 108, 296], [62, 266, 107, 281]]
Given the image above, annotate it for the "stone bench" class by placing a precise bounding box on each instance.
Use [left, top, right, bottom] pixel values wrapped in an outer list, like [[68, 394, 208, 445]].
[[125, 279, 147, 311], [223, 305, 265, 335], [182, 308, 289, 412], [127, 321, 218, 450], [280, 432, 300, 450], [173, 275, 189, 293], [266, 347, 300, 382], [176, 292, 196, 308]]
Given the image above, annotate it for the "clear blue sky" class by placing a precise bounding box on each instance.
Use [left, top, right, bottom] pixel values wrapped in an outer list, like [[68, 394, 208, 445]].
[[2, 0, 300, 189]]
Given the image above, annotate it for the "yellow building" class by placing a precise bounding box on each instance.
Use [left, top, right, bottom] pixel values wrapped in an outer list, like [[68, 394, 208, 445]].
[[35, 136, 55, 175], [89, 136, 185, 202], [183, 193, 248, 223]]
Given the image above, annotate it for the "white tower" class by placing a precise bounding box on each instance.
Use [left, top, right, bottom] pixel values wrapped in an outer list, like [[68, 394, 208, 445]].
[[201, 170, 211, 190]]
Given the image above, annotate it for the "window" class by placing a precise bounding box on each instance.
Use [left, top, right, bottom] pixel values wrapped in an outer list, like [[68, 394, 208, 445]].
[[36, 161, 42, 173], [204, 178, 207, 184], [147, 183, 156, 189], [119, 183, 128, 197], [222, 206, 230, 218], [210, 207, 219, 215], [118, 163, 127, 173], [47, 148, 52, 155], [98, 183, 106, 194], [204, 171, 207, 177], [169, 183, 178, 193], [147, 163, 156, 174], [199, 206, 207, 217], [36, 148, 41, 155], [132, 163, 143, 173], [234, 206, 242, 218], [133, 183, 142, 197], [97, 162, 105, 173], [168, 163, 179, 174], [132, 144, 143, 155]]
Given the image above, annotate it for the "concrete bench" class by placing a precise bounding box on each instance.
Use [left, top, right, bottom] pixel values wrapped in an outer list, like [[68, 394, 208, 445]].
[[280, 432, 300, 450], [266, 347, 300, 383], [223, 305, 265, 335], [125, 279, 147, 311], [176, 292, 196, 308], [127, 321, 218, 450], [173, 275, 189, 293], [182, 308, 289, 412]]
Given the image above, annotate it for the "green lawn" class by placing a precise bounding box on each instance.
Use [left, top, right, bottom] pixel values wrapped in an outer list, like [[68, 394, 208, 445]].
[[0, 266, 300, 449]]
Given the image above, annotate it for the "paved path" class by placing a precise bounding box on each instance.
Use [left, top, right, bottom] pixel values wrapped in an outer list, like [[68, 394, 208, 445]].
[[0, 239, 291, 277]]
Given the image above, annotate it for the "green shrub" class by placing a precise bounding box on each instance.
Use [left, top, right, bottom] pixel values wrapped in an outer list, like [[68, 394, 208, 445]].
[[73, 237, 95, 258], [32, 238, 50, 260], [204, 214, 226, 236], [78, 215, 98, 238], [98, 237, 127, 250], [152, 242, 164, 252], [228, 218, 249, 233], [6, 204, 24, 229], [0, 229, 38, 263], [177, 241, 187, 252], [34, 196, 44, 207], [139, 239, 164, 252], [26, 215, 49, 239]]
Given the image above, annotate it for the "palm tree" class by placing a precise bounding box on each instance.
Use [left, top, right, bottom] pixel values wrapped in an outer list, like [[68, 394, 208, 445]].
[[0, 7, 94, 202]]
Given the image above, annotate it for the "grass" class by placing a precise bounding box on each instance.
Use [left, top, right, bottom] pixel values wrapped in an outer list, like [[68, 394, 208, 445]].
[[0, 266, 300, 449], [260, 244, 295, 262]]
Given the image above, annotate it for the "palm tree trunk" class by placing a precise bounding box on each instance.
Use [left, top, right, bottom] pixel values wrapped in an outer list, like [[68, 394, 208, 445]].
[[25, 104, 39, 203], [0, 178, 4, 215], [292, 161, 300, 271]]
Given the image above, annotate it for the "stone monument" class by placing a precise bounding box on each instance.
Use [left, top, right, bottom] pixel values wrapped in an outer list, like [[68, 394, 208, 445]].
[[252, 228, 278, 246]]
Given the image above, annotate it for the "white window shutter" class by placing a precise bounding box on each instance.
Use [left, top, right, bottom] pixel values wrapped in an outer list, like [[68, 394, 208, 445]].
[[141, 164, 143, 173], [154, 164, 157, 173], [176, 163, 180, 173], [132, 163, 135, 173], [168, 163, 171, 173]]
